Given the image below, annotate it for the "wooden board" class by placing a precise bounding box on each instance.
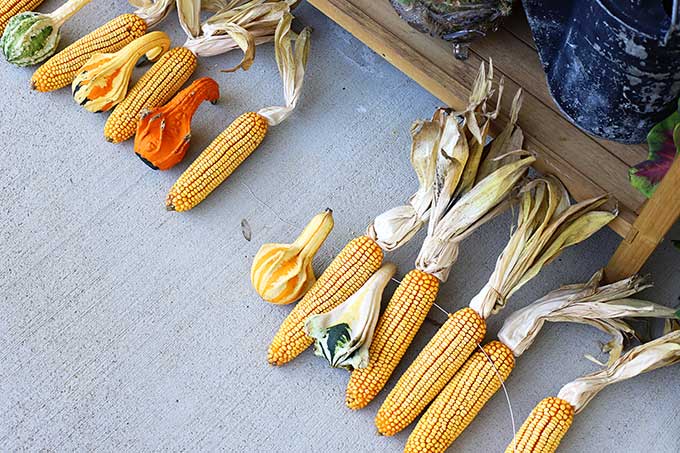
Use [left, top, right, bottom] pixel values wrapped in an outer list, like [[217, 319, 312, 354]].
[[307, 0, 652, 238]]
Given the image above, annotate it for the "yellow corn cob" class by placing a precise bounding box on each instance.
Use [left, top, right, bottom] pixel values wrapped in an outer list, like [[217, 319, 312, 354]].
[[375, 307, 486, 436], [104, 47, 197, 143], [165, 112, 268, 212], [31, 14, 147, 92], [0, 0, 44, 34], [268, 236, 384, 366], [505, 397, 575, 453], [345, 269, 439, 410], [405, 341, 515, 453]]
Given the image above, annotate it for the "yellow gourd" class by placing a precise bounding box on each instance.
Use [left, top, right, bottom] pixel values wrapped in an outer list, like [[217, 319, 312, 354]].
[[251, 209, 334, 305]]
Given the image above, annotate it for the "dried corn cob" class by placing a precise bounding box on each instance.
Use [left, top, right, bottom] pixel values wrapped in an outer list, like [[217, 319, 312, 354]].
[[405, 341, 514, 453], [347, 75, 533, 411], [375, 308, 487, 436], [406, 270, 678, 453], [0, 0, 44, 35], [267, 83, 468, 366], [345, 269, 439, 409], [104, 47, 197, 143], [31, 13, 147, 92], [508, 397, 575, 453], [376, 176, 617, 436], [507, 330, 680, 452], [268, 236, 384, 366], [165, 13, 309, 210]]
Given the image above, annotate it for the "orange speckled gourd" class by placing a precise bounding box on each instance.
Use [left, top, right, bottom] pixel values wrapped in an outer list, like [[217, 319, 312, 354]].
[[135, 77, 219, 170]]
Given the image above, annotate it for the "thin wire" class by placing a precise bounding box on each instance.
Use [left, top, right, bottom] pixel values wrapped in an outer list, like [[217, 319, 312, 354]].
[[390, 276, 517, 449], [476, 342, 517, 453], [266, 228, 518, 446]]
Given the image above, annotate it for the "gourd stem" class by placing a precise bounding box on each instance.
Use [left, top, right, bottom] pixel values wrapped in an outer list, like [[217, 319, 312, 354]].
[[49, 0, 91, 28], [126, 32, 171, 65]]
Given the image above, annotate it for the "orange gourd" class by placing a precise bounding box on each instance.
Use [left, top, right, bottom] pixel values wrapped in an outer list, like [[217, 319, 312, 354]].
[[134, 77, 220, 170]]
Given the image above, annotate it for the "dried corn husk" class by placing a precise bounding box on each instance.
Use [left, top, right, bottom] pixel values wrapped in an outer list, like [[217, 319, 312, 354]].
[[404, 62, 535, 281], [305, 263, 396, 370], [182, 0, 297, 72], [72, 31, 170, 112], [414, 152, 535, 281], [498, 270, 679, 364], [129, 0, 175, 27], [467, 177, 617, 319], [367, 110, 448, 251], [558, 329, 680, 413], [257, 13, 310, 125], [251, 209, 333, 305]]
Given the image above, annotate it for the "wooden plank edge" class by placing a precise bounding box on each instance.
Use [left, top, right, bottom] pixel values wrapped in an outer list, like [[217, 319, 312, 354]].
[[308, 0, 635, 239]]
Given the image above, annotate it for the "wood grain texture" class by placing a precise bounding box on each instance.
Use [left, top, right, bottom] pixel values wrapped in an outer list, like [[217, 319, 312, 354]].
[[605, 155, 680, 281], [308, 0, 648, 238]]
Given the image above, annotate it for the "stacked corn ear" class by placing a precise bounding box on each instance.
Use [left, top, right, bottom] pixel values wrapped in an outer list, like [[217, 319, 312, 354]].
[[32, 14, 148, 92], [376, 176, 617, 436], [305, 263, 397, 370], [268, 235, 384, 366], [0, 0, 44, 35], [508, 329, 680, 453], [1, 0, 91, 66], [267, 63, 466, 367], [166, 13, 309, 211], [347, 65, 530, 411], [406, 270, 679, 453], [72, 31, 170, 112], [104, 47, 198, 143]]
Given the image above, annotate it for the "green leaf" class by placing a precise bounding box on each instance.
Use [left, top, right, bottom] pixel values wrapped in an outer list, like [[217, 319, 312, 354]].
[[325, 323, 351, 357], [630, 101, 680, 198]]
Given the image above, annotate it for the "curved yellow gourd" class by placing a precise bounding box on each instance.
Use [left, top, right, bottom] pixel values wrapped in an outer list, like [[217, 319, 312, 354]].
[[72, 31, 170, 113], [251, 209, 334, 305]]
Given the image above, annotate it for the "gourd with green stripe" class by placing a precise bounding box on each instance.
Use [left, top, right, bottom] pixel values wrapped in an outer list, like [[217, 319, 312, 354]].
[[1, 0, 90, 66]]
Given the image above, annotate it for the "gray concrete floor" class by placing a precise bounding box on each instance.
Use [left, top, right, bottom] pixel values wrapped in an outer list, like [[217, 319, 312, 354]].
[[1, 1, 679, 452]]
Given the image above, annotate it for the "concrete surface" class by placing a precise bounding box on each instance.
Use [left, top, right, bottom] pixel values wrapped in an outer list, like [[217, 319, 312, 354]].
[[1, 1, 679, 452]]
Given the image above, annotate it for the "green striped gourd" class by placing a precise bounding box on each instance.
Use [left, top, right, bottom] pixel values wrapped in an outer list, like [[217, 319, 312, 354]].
[[1, 0, 91, 66]]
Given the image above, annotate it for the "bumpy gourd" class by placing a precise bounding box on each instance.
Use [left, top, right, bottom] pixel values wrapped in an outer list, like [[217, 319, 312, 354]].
[[72, 31, 170, 113], [134, 77, 219, 170], [251, 209, 334, 305], [1, 0, 91, 66]]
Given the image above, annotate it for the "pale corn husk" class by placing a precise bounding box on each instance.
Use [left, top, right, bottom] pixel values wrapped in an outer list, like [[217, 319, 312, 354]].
[[182, 0, 297, 72], [467, 177, 617, 319], [129, 0, 175, 27], [257, 13, 310, 125], [498, 270, 679, 365], [414, 152, 535, 282], [367, 109, 452, 251], [393, 62, 535, 282], [305, 263, 397, 370], [557, 329, 680, 413], [477, 89, 524, 181]]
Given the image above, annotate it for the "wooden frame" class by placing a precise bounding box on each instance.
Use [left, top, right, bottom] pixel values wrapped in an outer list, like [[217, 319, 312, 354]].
[[307, 0, 680, 281]]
